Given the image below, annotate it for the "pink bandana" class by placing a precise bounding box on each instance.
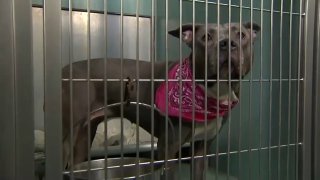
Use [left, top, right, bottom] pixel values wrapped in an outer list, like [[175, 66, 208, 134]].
[[155, 57, 238, 123]]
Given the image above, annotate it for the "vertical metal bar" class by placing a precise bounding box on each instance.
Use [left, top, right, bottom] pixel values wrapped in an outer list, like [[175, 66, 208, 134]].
[[248, 1, 254, 180], [259, 0, 264, 179], [178, 0, 183, 179], [286, 0, 293, 179], [120, 0, 124, 177], [68, 0, 75, 179], [191, 0, 196, 179], [103, 0, 108, 179], [303, 0, 315, 179], [238, 0, 243, 178], [215, 0, 221, 179], [135, 0, 140, 178], [268, 0, 274, 179], [296, 0, 303, 179], [150, 0, 156, 178], [44, 0, 62, 179], [86, 0, 92, 179], [11, 0, 35, 179], [0, 0, 16, 178], [227, 1, 232, 180], [314, 1, 320, 178], [278, 0, 284, 179], [165, 0, 169, 178], [203, 0, 208, 180]]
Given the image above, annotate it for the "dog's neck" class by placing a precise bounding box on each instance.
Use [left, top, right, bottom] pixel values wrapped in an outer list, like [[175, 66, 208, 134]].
[[187, 54, 214, 87], [198, 82, 238, 102], [188, 53, 206, 79]]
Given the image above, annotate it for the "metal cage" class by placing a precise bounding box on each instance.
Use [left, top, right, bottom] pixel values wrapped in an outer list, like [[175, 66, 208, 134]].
[[0, 0, 319, 179]]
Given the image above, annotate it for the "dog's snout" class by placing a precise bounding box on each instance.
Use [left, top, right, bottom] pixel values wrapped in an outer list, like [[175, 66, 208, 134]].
[[219, 39, 237, 50]]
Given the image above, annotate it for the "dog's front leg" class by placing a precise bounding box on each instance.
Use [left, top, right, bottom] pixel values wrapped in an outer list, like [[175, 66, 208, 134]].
[[157, 137, 178, 180], [73, 120, 99, 165], [191, 139, 214, 180], [157, 120, 192, 180]]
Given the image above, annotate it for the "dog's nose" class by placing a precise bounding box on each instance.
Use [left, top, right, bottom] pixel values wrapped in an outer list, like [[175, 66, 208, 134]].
[[219, 39, 237, 50]]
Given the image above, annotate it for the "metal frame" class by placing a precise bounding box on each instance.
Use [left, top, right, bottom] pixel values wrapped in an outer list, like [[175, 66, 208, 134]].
[[0, 0, 34, 179], [1, 0, 319, 179], [44, 0, 63, 179], [303, 0, 316, 180], [183, 0, 306, 15], [0, 0, 16, 179], [312, 0, 320, 179]]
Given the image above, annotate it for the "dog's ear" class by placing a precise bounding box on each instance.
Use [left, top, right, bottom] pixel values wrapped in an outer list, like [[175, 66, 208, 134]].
[[168, 24, 200, 45], [243, 22, 260, 40]]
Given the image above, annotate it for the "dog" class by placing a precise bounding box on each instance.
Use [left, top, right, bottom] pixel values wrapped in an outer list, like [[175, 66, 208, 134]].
[[62, 22, 260, 179]]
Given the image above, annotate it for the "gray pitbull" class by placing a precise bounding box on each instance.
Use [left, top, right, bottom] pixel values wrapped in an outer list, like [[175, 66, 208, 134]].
[[62, 22, 260, 179]]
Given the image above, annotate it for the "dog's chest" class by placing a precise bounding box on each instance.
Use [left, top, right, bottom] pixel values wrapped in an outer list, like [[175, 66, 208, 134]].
[[184, 90, 238, 142], [189, 117, 223, 142]]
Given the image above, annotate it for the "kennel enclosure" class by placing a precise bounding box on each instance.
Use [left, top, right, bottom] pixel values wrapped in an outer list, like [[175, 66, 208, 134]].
[[1, 0, 320, 179]]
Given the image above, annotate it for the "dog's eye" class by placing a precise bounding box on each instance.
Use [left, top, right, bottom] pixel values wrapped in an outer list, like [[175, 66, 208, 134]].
[[238, 32, 246, 40], [202, 34, 212, 41]]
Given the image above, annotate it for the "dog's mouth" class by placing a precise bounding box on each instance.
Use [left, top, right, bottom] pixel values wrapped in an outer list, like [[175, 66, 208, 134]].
[[206, 56, 243, 87], [208, 72, 237, 81], [205, 51, 246, 87], [217, 56, 242, 78]]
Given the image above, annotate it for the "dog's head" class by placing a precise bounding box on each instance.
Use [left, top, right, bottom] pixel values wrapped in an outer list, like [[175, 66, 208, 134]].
[[169, 22, 260, 97]]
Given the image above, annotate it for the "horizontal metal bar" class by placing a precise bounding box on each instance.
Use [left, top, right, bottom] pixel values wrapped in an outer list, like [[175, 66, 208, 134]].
[[91, 143, 160, 157], [33, 1, 305, 16], [89, 102, 162, 116], [185, 0, 305, 16], [62, 142, 303, 174], [32, 4, 152, 18], [62, 78, 304, 82]]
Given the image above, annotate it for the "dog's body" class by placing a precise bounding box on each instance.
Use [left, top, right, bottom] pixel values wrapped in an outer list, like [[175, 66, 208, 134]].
[[62, 22, 260, 179]]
